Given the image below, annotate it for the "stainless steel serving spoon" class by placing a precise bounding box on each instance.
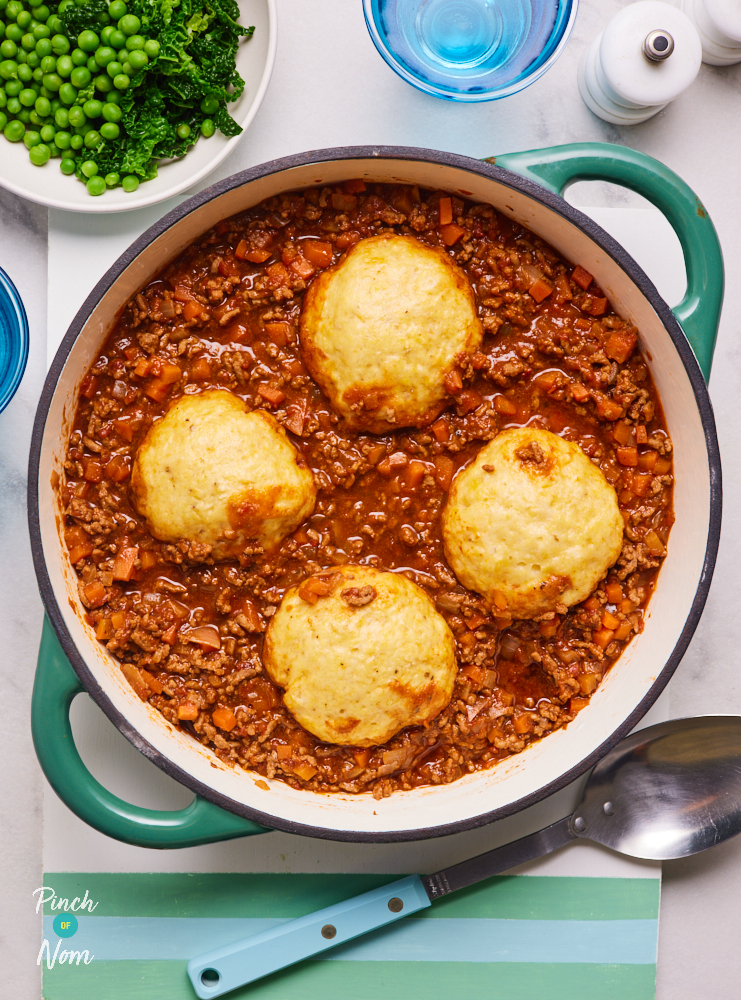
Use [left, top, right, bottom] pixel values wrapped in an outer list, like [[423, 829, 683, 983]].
[[188, 715, 741, 998]]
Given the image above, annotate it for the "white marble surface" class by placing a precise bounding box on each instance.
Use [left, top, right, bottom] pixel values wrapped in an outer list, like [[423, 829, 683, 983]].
[[2, 1, 741, 996]]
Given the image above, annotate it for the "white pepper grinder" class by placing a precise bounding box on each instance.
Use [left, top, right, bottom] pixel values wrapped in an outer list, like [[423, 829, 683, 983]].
[[682, 0, 741, 64], [578, 1, 703, 125]]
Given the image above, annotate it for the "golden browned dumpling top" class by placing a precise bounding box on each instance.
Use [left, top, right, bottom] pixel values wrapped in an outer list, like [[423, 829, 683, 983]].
[[442, 428, 624, 619], [130, 389, 316, 559], [299, 233, 483, 432], [263, 565, 457, 746]]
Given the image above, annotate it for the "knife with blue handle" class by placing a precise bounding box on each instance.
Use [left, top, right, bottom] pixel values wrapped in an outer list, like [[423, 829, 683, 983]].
[[187, 817, 574, 997]]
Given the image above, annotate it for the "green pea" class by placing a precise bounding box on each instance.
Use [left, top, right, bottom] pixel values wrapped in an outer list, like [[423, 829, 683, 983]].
[[54, 128, 70, 148], [50, 96, 60, 111], [104, 170, 119, 186], [31, 66, 42, 81], [15, 47, 27, 64], [39, 122, 54, 141], [67, 104, 85, 127], [77, 30, 99, 53], [26, 51, 39, 67], [29, 141, 50, 164], [60, 157, 75, 174], [70, 66, 90, 87], [3, 118, 24, 141], [118, 14, 140, 35], [124, 33, 144, 50], [200, 118, 215, 138], [39, 55, 54, 73], [105, 89, 121, 104], [24, 129, 41, 148], [106, 60, 121, 78], [82, 98, 102, 118], [200, 96, 218, 115], [35, 6, 50, 23], [121, 60, 131, 76], [5, 77, 21, 95], [28, 108, 42, 124], [81, 159, 97, 177], [6, 0, 23, 19], [16, 60, 31, 80], [176, 122, 191, 139], [94, 45, 115, 66], [112, 72, 129, 90], [1, 39, 18, 59], [6, 96, 20, 113], [47, 142, 60, 158], [72, 124, 87, 136], [21, 33, 36, 52], [109, 28, 125, 49], [101, 101, 120, 122], [94, 73, 112, 92], [42, 72, 61, 91], [6, 23, 22, 43], [19, 86, 36, 105], [70, 47, 87, 67], [35, 95, 51, 116], [84, 128, 100, 147], [121, 173, 138, 192], [69, 132, 82, 148], [99, 120, 118, 139], [47, 17, 64, 34], [0, 112, 6, 130], [87, 174, 106, 196], [16, 10, 31, 29], [32, 23, 50, 40], [56, 54, 72, 77], [100, 25, 114, 45], [57, 0, 75, 11], [58, 82, 77, 105], [0, 20, 4, 39], [51, 33, 69, 55], [17, 107, 31, 123], [86, 55, 97, 72], [0, 60, 17, 81], [34, 37, 51, 57], [0, 90, 5, 108], [108, 0, 127, 20]]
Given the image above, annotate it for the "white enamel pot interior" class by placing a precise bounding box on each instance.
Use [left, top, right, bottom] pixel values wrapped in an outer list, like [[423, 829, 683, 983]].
[[30, 147, 721, 842]]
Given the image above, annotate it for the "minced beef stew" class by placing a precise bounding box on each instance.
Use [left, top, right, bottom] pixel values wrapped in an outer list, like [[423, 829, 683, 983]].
[[59, 181, 673, 799]]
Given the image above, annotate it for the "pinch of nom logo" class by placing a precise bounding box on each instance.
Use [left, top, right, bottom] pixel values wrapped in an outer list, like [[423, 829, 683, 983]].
[[34, 886, 97, 969]]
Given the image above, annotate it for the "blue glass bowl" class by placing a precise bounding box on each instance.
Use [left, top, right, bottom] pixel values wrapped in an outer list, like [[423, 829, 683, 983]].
[[0, 267, 29, 414], [364, 0, 578, 102]]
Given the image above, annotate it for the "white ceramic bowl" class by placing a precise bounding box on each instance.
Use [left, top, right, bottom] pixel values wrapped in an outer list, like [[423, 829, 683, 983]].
[[0, 0, 276, 214], [30, 147, 722, 843]]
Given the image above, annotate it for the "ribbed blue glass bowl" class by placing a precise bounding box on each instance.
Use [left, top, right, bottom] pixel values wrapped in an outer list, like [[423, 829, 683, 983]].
[[0, 267, 29, 414], [363, 0, 578, 102]]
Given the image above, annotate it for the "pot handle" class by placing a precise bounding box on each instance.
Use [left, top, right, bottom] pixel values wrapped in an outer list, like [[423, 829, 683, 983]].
[[492, 142, 723, 381], [32, 617, 270, 849]]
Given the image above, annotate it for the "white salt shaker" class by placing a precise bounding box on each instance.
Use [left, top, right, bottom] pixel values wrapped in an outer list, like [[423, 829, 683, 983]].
[[682, 0, 741, 64], [579, 1, 703, 125]]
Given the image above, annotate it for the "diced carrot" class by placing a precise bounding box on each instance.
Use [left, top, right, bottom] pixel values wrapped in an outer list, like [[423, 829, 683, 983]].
[[112, 546, 139, 582], [96, 618, 113, 641], [620, 598, 637, 614], [581, 296, 607, 317], [493, 394, 517, 415], [457, 389, 483, 414], [605, 582, 623, 604], [173, 286, 195, 303], [342, 178, 366, 194], [246, 248, 273, 264], [443, 370, 463, 395], [635, 424, 648, 444], [539, 619, 559, 638], [264, 322, 293, 347], [579, 673, 600, 696], [655, 456, 671, 475], [376, 457, 393, 477], [289, 254, 315, 280], [592, 627, 615, 649], [331, 192, 358, 211], [84, 581, 108, 608], [631, 472, 653, 497], [178, 702, 199, 721], [571, 265, 593, 291], [134, 357, 153, 377], [233, 596, 265, 633], [234, 239, 249, 260], [105, 455, 131, 483], [139, 550, 158, 571], [123, 346, 141, 361], [274, 744, 293, 760], [602, 610, 620, 630], [298, 572, 339, 604], [335, 231, 360, 250], [353, 749, 372, 768], [439, 223, 466, 246], [266, 262, 290, 287], [431, 417, 450, 442], [513, 713, 536, 735], [212, 707, 238, 732], [218, 256, 240, 279], [471, 351, 489, 371], [529, 277, 554, 303], [613, 421, 633, 446], [582, 596, 600, 612], [619, 488, 635, 504], [644, 529, 665, 555], [141, 670, 164, 695], [533, 370, 561, 392], [302, 240, 333, 268], [404, 460, 427, 489], [80, 375, 98, 399], [158, 361, 182, 384], [257, 384, 286, 407], [291, 762, 318, 782], [438, 196, 453, 226], [189, 356, 212, 381], [466, 612, 488, 631], [616, 446, 639, 467], [113, 418, 136, 443], [638, 449, 658, 471], [120, 662, 149, 701], [605, 329, 638, 364], [110, 611, 126, 630], [182, 625, 222, 650], [614, 622, 633, 641], [183, 300, 204, 322], [595, 397, 623, 421], [434, 455, 455, 491], [570, 382, 590, 403], [162, 624, 178, 646], [144, 378, 172, 403], [555, 273, 573, 301], [570, 697, 591, 713], [65, 524, 88, 548], [81, 458, 102, 483], [492, 590, 508, 611]]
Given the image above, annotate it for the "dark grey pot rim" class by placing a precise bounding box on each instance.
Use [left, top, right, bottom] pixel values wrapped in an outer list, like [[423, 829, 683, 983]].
[[28, 145, 722, 844]]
